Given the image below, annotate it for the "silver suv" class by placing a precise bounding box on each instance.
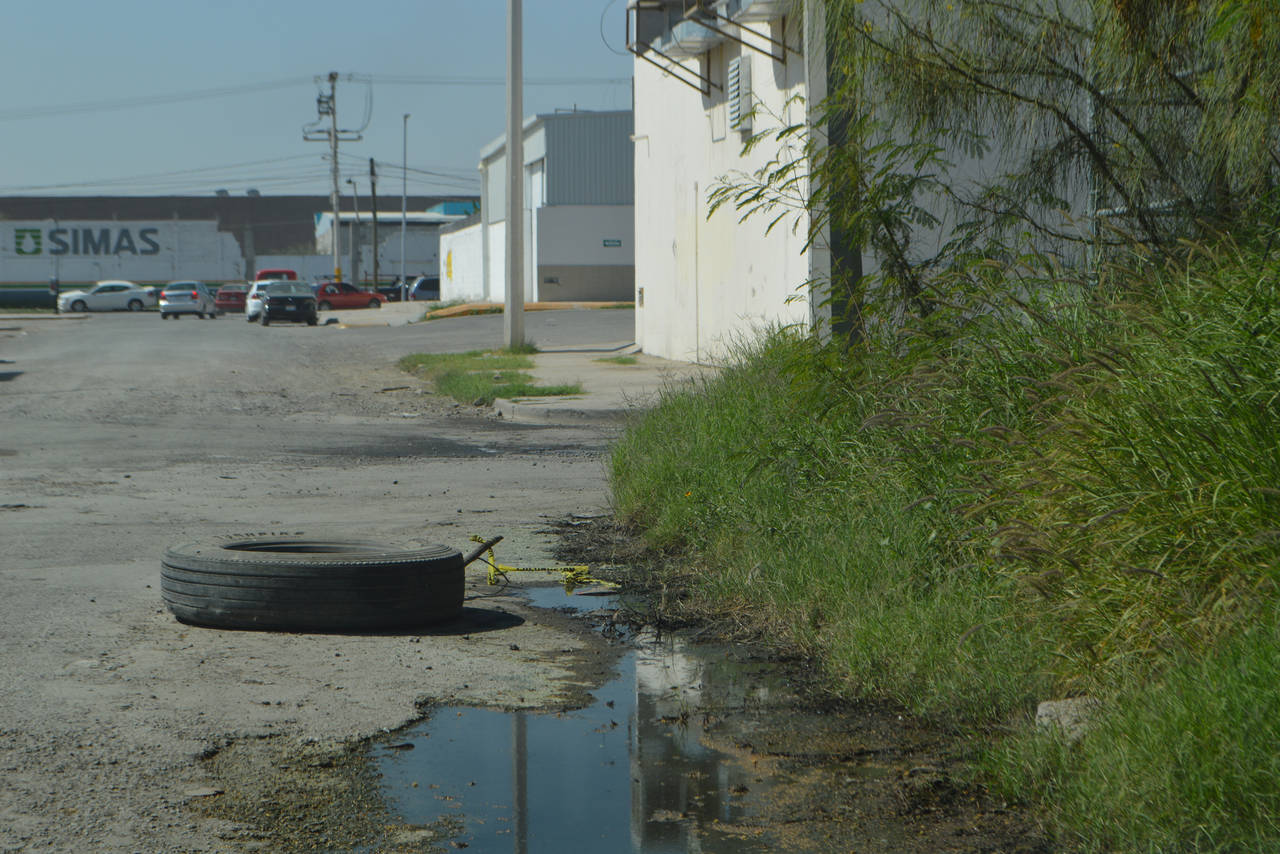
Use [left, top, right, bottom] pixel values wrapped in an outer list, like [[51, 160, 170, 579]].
[[158, 281, 217, 319]]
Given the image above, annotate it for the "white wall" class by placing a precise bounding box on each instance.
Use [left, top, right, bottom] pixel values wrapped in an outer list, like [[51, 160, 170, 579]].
[[536, 206, 633, 266], [0, 220, 242, 284], [634, 19, 815, 363], [485, 220, 506, 302], [253, 255, 335, 282], [439, 221, 485, 302]]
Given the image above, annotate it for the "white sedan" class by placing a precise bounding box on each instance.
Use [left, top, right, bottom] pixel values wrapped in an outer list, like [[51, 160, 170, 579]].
[[244, 279, 295, 322], [58, 281, 156, 313]]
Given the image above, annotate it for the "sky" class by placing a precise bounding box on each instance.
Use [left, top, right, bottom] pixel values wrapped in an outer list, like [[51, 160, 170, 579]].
[[0, 0, 634, 202]]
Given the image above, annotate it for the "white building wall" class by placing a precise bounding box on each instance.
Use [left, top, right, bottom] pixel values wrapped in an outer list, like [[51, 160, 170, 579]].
[[254, 255, 336, 281], [479, 111, 635, 306], [634, 17, 815, 363], [485, 220, 507, 302], [537, 206, 633, 266], [0, 219, 242, 284], [439, 221, 485, 302]]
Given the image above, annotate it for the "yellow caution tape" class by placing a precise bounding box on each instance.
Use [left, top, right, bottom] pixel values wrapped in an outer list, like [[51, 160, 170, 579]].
[[469, 535, 620, 592]]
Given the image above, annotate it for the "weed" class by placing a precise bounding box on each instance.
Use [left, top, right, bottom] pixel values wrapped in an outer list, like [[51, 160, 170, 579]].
[[609, 239, 1280, 847], [399, 349, 581, 405]]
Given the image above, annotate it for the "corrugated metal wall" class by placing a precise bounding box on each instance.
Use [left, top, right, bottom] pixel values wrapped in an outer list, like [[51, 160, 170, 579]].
[[544, 112, 634, 206]]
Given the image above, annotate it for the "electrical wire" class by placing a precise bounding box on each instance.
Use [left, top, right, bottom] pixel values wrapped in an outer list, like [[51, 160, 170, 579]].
[[0, 78, 310, 123], [351, 73, 629, 87], [600, 0, 630, 56]]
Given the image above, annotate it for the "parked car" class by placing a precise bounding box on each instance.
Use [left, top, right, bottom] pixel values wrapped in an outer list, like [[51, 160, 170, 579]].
[[375, 281, 405, 302], [58, 280, 156, 313], [158, 281, 217, 319], [244, 279, 292, 322], [257, 281, 318, 326], [314, 281, 385, 310], [407, 275, 440, 301], [214, 283, 249, 314], [254, 268, 297, 281]]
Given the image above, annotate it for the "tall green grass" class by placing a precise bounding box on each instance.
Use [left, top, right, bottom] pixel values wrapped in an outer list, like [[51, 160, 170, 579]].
[[609, 240, 1280, 847]]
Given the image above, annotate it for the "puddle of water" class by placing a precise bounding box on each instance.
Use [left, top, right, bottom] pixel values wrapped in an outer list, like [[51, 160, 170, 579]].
[[374, 632, 785, 853], [518, 582, 617, 614]]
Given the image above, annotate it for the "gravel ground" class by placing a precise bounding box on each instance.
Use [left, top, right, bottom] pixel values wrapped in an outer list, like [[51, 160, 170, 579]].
[[0, 309, 1050, 853], [0, 310, 627, 853]]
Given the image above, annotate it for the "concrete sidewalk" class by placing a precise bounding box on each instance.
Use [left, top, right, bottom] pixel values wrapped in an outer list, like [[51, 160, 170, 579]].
[[493, 343, 715, 425], [336, 300, 715, 424]]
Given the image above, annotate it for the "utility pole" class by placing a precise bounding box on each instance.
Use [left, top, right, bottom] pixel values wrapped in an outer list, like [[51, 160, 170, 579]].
[[401, 113, 409, 302], [369, 158, 379, 287], [303, 71, 362, 281], [504, 0, 525, 349]]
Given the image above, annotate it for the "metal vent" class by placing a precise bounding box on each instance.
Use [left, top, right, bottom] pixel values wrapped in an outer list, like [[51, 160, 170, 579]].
[[727, 55, 752, 132]]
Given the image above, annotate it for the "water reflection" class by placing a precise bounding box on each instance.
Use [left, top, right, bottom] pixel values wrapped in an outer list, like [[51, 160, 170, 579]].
[[375, 633, 777, 853]]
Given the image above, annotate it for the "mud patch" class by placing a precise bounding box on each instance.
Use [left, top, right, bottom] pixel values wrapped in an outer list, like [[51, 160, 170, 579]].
[[541, 516, 1053, 853], [191, 737, 469, 853]]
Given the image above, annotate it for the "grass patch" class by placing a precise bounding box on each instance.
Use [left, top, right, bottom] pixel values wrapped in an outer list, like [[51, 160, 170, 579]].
[[984, 601, 1280, 852], [399, 349, 582, 405], [595, 354, 638, 365], [608, 238, 1280, 848]]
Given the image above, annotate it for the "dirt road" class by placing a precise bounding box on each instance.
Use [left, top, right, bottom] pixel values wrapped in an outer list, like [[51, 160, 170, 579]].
[[0, 309, 629, 852]]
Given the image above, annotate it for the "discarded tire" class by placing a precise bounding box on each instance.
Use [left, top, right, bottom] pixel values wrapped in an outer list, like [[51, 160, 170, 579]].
[[161, 537, 464, 631]]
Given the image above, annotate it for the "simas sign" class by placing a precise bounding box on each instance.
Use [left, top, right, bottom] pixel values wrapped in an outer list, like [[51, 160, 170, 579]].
[[12, 225, 161, 257]]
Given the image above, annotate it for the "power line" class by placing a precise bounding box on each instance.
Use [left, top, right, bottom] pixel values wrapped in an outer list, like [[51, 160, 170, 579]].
[[351, 73, 630, 87], [0, 72, 630, 124], [0, 78, 311, 122]]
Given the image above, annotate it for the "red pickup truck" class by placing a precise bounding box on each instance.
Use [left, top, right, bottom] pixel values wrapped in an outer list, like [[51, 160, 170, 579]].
[[314, 281, 385, 310]]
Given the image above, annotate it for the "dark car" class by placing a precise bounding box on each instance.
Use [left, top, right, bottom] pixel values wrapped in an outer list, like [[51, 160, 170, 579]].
[[375, 282, 405, 302], [258, 281, 318, 326]]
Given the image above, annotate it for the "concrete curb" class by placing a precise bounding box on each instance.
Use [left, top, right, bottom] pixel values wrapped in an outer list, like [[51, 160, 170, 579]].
[[492, 395, 637, 425]]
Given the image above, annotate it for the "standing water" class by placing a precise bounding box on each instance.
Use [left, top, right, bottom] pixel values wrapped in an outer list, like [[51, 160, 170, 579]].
[[373, 587, 797, 852]]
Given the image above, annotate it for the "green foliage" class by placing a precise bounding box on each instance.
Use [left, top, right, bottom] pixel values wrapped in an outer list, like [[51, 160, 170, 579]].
[[610, 238, 1280, 844], [712, 0, 1280, 336], [986, 602, 1280, 852], [398, 349, 581, 405]]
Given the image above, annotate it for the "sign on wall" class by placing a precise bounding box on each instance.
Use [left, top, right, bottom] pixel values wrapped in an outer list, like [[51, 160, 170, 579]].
[[0, 220, 242, 284]]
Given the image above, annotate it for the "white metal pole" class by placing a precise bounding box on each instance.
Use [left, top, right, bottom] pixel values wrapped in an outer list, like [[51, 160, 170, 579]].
[[347, 178, 360, 283], [401, 113, 409, 301], [504, 0, 525, 349]]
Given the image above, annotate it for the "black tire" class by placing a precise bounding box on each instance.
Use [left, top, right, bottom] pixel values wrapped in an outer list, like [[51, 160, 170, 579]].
[[197, 312, 205, 319], [368, 299, 381, 309], [127, 299, 144, 311], [160, 313, 169, 320], [71, 299, 87, 312], [161, 538, 464, 631], [318, 301, 332, 311], [306, 313, 318, 326]]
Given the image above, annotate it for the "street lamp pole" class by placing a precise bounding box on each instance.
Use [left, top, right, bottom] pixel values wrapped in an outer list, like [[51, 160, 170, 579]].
[[401, 113, 409, 302], [347, 178, 360, 284], [504, 0, 525, 349]]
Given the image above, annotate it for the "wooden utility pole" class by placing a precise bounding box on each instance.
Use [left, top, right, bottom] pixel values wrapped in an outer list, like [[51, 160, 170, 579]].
[[369, 158, 379, 286]]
